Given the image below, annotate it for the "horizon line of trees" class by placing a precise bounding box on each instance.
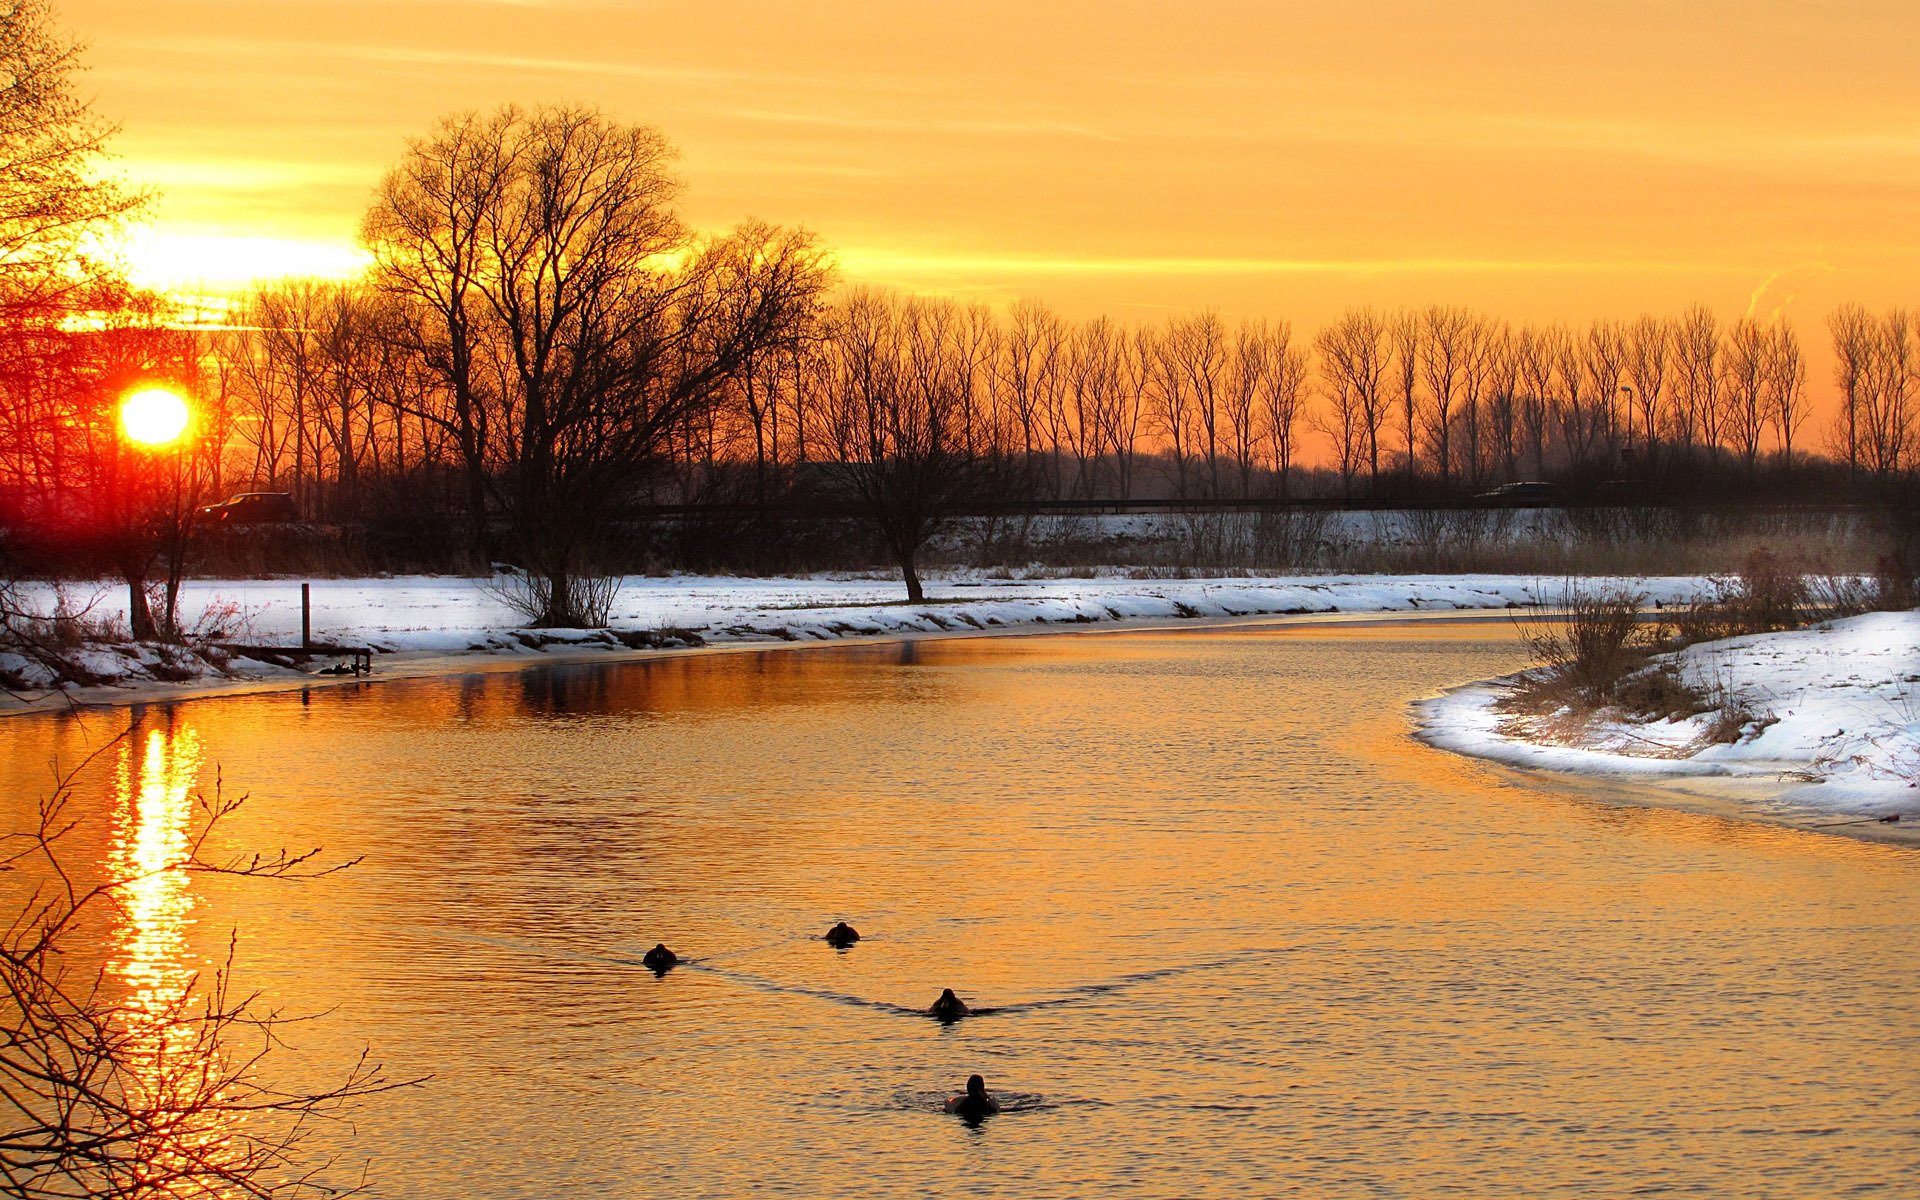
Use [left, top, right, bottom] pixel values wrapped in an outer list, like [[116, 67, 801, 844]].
[[3, 99, 1918, 618], [43, 282, 1915, 513]]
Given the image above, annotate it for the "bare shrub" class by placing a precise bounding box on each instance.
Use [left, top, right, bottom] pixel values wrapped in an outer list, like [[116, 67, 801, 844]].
[[1732, 547, 1811, 631], [1673, 546, 1816, 643], [1872, 553, 1916, 611], [1511, 583, 1668, 708], [0, 585, 251, 691], [1247, 508, 1331, 570], [0, 586, 121, 687], [484, 569, 622, 629]]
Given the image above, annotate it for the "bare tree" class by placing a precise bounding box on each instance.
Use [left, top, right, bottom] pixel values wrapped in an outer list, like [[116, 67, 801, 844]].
[[365, 105, 825, 624], [1486, 325, 1522, 482], [707, 220, 831, 505], [1551, 325, 1600, 470], [1002, 299, 1066, 497], [1066, 317, 1122, 498], [1827, 303, 1874, 477], [1388, 308, 1422, 481], [1418, 305, 1469, 484], [1862, 309, 1915, 478], [1313, 376, 1364, 498], [1721, 318, 1767, 472], [810, 292, 1001, 602], [1457, 315, 1503, 487], [1670, 304, 1719, 458], [1315, 308, 1387, 491], [0, 0, 141, 303], [1516, 324, 1558, 478], [1255, 322, 1310, 498], [1762, 321, 1808, 468], [1223, 320, 1268, 498], [1153, 312, 1229, 498], [1585, 319, 1629, 466], [1110, 326, 1154, 500], [1624, 315, 1670, 467]]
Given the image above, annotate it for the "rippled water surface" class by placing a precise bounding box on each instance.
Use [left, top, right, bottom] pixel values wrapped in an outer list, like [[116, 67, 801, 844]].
[[4, 618, 1916, 1198]]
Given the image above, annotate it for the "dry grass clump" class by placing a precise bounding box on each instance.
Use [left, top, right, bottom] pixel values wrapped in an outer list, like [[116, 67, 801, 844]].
[[1679, 545, 1917, 641], [1611, 663, 1712, 723], [1672, 547, 1811, 642], [1505, 560, 1825, 750], [1509, 584, 1669, 711]]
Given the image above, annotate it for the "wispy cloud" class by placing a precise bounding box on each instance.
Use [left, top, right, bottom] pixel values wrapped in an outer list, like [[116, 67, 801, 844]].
[[728, 108, 1123, 143], [836, 249, 1747, 278]]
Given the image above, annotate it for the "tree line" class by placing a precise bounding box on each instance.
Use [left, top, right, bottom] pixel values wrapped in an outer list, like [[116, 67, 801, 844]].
[[192, 281, 1918, 516], [3, 102, 1918, 620]]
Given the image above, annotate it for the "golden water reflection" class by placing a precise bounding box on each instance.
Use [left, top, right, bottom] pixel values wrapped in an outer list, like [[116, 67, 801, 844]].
[[3, 623, 1912, 1198], [104, 718, 202, 1085]]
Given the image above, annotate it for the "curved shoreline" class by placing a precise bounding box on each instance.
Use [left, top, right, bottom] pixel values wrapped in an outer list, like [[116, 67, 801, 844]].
[[5, 571, 1719, 720], [1410, 616, 1920, 850], [11, 589, 1916, 851], [1, 604, 1520, 721]]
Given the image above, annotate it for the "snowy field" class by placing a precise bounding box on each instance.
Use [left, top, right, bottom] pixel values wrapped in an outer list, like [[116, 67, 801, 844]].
[[1416, 610, 1920, 820], [21, 571, 1720, 653]]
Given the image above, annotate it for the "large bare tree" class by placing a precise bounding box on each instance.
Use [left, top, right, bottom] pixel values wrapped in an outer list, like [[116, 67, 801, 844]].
[[1722, 318, 1767, 472], [1671, 304, 1720, 460], [364, 104, 826, 624], [1624, 315, 1671, 468], [1417, 306, 1469, 485], [1827, 304, 1874, 476], [1861, 310, 1914, 478]]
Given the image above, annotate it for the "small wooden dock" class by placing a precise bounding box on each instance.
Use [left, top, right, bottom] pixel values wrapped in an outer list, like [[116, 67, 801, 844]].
[[214, 583, 373, 676], [216, 641, 372, 676]]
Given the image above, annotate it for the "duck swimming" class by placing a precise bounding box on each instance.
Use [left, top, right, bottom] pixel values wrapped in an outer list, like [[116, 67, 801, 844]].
[[943, 1074, 1000, 1119], [642, 943, 678, 973], [929, 988, 970, 1022], [824, 921, 861, 947]]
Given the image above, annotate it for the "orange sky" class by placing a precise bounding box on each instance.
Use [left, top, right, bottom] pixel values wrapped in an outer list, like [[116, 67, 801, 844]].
[[74, 0, 1919, 337]]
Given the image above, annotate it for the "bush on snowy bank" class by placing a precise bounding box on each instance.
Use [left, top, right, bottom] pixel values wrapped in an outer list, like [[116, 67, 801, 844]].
[[1501, 546, 1917, 750], [0, 580, 243, 692]]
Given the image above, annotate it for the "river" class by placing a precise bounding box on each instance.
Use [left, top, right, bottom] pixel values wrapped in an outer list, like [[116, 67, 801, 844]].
[[2, 617, 1914, 1198]]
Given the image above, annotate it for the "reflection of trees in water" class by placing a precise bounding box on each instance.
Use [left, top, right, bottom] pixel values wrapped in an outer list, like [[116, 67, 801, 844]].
[[487, 643, 935, 721]]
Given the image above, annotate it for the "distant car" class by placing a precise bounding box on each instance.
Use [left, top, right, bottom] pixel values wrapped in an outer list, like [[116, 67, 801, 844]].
[[1475, 481, 1560, 506], [196, 491, 298, 524]]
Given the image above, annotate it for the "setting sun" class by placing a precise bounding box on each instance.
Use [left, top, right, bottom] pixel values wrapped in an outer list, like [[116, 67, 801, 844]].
[[118, 386, 191, 448]]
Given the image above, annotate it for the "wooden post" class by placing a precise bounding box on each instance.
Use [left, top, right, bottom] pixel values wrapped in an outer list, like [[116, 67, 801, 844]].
[[301, 582, 311, 649]]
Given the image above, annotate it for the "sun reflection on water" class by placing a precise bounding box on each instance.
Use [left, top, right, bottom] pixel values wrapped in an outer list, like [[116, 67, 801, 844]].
[[106, 721, 203, 1077]]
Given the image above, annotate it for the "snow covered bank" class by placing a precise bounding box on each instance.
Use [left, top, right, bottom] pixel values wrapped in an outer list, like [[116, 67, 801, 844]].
[[1416, 610, 1920, 824], [5, 571, 1713, 711]]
